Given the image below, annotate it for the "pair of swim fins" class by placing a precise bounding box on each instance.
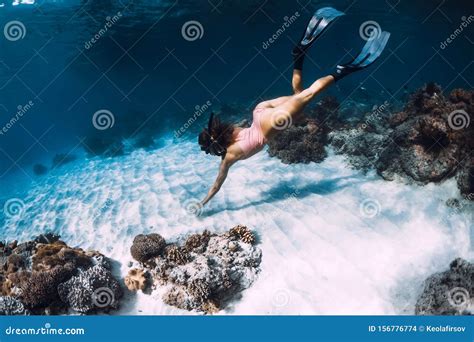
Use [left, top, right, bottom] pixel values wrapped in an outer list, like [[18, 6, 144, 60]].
[[293, 7, 391, 81]]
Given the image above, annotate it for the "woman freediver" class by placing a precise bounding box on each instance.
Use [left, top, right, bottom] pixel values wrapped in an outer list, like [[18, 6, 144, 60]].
[[198, 7, 390, 207]]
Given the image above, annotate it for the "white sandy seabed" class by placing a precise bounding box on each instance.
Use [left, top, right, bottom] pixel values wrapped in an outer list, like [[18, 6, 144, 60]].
[[1, 138, 472, 315]]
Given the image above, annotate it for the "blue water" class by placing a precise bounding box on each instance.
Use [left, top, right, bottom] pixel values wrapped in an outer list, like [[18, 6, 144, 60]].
[[0, 0, 472, 195]]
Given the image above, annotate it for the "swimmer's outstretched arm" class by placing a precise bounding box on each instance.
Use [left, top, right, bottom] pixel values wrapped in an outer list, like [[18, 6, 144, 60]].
[[201, 158, 235, 206]]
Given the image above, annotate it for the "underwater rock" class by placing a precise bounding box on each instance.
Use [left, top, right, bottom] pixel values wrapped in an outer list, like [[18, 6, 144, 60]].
[[0, 234, 122, 315], [0, 296, 29, 315], [415, 258, 473, 315], [15, 267, 73, 310], [128, 225, 262, 314], [326, 83, 473, 199], [267, 96, 345, 164], [377, 85, 472, 188], [130, 233, 166, 263], [267, 118, 327, 164], [456, 157, 474, 198], [328, 128, 390, 172], [58, 264, 123, 313]]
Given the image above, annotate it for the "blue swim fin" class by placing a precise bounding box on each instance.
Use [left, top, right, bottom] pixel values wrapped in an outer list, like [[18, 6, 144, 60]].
[[332, 31, 391, 81], [292, 7, 345, 70], [299, 7, 345, 47]]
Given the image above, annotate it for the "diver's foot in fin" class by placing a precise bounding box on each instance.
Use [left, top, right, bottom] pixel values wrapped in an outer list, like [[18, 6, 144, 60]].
[[331, 31, 391, 82], [292, 7, 345, 70]]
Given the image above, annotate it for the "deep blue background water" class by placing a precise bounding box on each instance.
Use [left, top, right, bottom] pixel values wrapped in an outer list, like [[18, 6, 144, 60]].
[[0, 0, 472, 195]]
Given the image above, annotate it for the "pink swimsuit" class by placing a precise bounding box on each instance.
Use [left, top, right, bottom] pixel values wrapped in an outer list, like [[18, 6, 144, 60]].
[[235, 107, 267, 158]]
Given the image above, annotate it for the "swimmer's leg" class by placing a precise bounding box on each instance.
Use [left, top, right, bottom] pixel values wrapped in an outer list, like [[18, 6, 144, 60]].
[[261, 75, 335, 138], [292, 7, 344, 94]]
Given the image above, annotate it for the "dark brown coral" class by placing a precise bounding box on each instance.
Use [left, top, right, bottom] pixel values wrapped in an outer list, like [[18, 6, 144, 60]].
[[165, 245, 189, 265], [0, 234, 121, 315], [33, 242, 93, 272], [228, 225, 255, 244], [130, 233, 166, 263], [376, 84, 473, 195], [184, 230, 211, 252], [14, 266, 73, 310]]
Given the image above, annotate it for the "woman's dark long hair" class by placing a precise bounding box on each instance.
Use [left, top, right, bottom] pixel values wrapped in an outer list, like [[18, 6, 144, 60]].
[[198, 113, 234, 159]]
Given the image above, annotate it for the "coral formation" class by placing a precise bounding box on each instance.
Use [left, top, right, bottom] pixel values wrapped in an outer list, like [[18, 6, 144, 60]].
[[326, 84, 473, 199], [124, 269, 149, 291], [0, 233, 122, 315], [127, 225, 262, 314], [58, 264, 122, 313], [415, 258, 473, 315], [267, 96, 349, 164], [130, 233, 166, 263], [0, 296, 29, 315], [268, 84, 472, 199], [228, 225, 256, 244], [376, 84, 472, 184], [267, 118, 327, 164]]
